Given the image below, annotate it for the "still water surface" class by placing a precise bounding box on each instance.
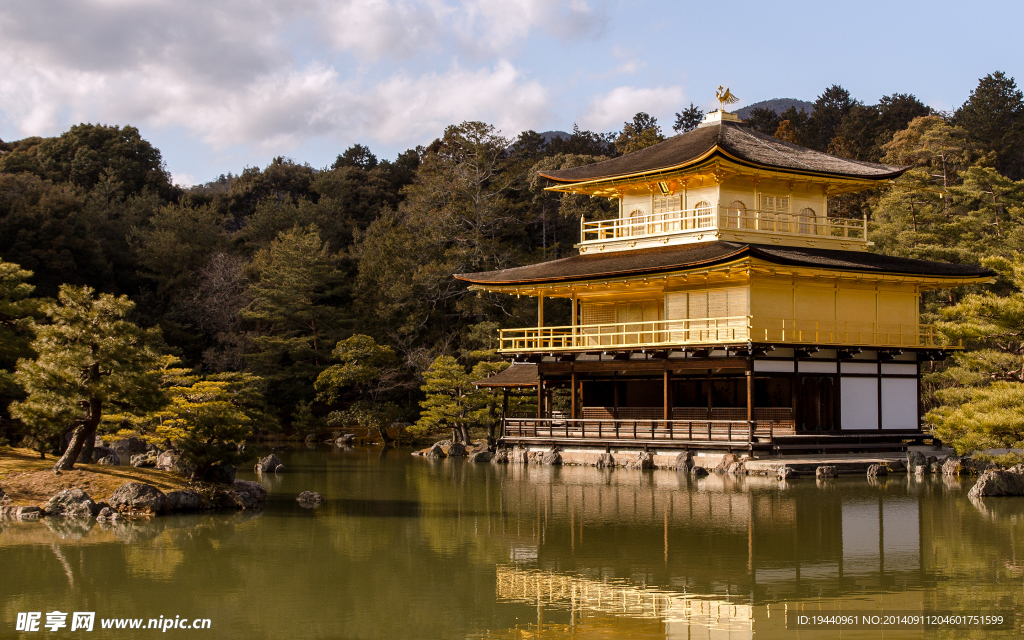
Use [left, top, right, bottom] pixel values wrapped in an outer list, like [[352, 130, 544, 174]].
[[2, 447, 1023, 639]]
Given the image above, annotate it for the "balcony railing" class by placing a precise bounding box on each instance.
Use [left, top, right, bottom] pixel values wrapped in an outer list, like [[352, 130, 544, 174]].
[[580, 206, 867, 244], [498, 317, 945, 352]]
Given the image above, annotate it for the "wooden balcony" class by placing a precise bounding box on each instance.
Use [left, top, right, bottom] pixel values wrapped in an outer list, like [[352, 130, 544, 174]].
[[578, 206, 869, 252], [498, 317, 945, 353]]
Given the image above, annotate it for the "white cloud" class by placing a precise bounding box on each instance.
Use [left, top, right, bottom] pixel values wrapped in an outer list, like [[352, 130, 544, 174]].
[[580, 85, 686, 131]]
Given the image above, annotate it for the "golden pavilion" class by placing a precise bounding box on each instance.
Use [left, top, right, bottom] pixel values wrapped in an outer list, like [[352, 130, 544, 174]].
[[458, 103, 993, 454]]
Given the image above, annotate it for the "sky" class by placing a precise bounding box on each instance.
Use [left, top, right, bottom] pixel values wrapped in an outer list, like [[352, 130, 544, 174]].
[[0, 0, 1021, 186]]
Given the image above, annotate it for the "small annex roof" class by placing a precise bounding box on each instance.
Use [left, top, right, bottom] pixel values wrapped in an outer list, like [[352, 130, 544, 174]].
[[538, 120, 906, 184], [455, 242, 993, 286], [473, 363, 539, 388]]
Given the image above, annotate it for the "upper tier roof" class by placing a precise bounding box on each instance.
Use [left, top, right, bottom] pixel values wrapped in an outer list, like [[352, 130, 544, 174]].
[[538, 120, 907, 183], [455, 242, 993, 285]]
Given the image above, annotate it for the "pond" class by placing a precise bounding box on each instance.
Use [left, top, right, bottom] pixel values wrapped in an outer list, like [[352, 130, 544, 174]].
[[2, 447, 1022, 638]]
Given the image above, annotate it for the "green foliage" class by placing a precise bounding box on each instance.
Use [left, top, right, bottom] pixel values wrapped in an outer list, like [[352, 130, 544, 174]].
[[928, 382, 1024, 455], [36, 123, 174, 198], [129, 200, 227, 295], [615, 113, 665, 155], [0, 261, 42, 443], [315, 334, 406, 442], [11, 286, 163, 462], [412, 356, 479, 443], [673, 104, 704, 133], [243, 225, 349, 415], [954, 71, 1024, 179]]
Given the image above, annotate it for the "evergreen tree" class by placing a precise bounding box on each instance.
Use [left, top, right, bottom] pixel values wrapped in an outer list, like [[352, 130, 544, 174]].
[[412, 355, 480, 444], [243, 225, 348, 416], [0, 260, 42, 444], [615, 113, 665, 155], [315, 334, 407, 444], [954, 71, 1024, 179], [673, 104, 704, 133], [11, 286, 162, 468]]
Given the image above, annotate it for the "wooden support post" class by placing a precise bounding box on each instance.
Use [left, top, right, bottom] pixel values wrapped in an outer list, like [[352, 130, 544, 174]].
[[501, 389, 509, 440], [538, 292, 544, 328], [571, 371, 578, 420], [746, 368, 755, 456], [537, 376, 543, 419], [663, 368, 670, 422]]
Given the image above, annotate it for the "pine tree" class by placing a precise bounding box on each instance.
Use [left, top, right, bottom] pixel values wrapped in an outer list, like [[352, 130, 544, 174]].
[[413, 356, 480, 444], [243, 225, 348, 417], [12, 286, 163, 469], [0, 260, 42, 445], [615, 113, 665, 155], [673, 104, 704, 133]]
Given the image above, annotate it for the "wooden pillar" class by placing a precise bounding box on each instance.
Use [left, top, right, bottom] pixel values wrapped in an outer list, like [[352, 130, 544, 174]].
[[746, 366, 755, 455], [663, 369, 671, 421], [537, 376, 543, 419], [538, 292, 544, 328], [571, 371, 578, 420], [613, 376, 620, 420], [571, 292, 578, 348], [502, 389, 509, 420]]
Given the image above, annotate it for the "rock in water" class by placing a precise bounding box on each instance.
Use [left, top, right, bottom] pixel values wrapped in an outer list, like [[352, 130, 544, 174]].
[[726, 461, 745, 476], [44, 489, 99, 517], [675, 452, 694, 472], [906, 451, 927, 470], [232, 480, 268, 509], [541, 449, 562, 466], [714, 453, 738, 473], [816, 466, 838, 479], [490, 449, 510, 464], [690, 466, 709, 478], [887, 459, 906, 472], [203, 463, 236, 485], [447, 442, 467, 457], [627, 452, 654, 470], [914, 465, 929, 476], [968, 469, 1024, 498], [109, 483, 167, 514], [0, 486, 8, 506], [510, 448, 530, 464], [595, 453, 615, 469], [777, 466, 798, 480], [254, 454, 283, 474], [468, 451, 493, 463], [296, 491, 323, 506], [867, 464, 888, 478], [942, 456, 963, 476], [424, 444, 445, 459]]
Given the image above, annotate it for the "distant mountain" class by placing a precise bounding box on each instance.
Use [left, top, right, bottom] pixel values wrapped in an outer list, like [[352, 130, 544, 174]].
[[539, 130, 571, 143], [736, 99, 814, 119]]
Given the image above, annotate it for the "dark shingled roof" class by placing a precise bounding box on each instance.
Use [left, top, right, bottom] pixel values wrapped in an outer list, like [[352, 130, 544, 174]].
[[455, 242, 993, 285], [539, 121, 906, 183], [473, 363, 539, 387]]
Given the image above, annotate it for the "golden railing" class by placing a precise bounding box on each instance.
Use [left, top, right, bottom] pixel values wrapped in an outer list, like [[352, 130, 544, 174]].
[[580, 207, 867, 244], [498, 317, 945, 351]]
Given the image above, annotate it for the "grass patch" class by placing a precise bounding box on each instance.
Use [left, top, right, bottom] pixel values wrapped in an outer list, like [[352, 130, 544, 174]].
[[0, 447, 191, 506]]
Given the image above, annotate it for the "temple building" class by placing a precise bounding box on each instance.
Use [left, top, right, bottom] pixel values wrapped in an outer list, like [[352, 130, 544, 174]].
[[458, 104, 993, 455]]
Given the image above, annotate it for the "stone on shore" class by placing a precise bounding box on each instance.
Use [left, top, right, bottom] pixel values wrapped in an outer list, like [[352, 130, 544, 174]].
[[468, 450, 493, 463], [777, 466, 798, 480], [156, 450, 196, 476], [130, 451, 157, 468], [816, 465, 838, 479], [690, 466, 709, 478], [510, 447, 530, 464], [109, 482, 167, 514], [254, 454, 284, 474], [942, 456, 963, 476], [907, 451, 927, 470], [88, 446, 120, 465], [44, 488, 99, 517], [110, 437, 148, 458], [335, 435, 355, 446], [887, 459, 906, 472], [913, 464, 929, 476], [231, 480, 268, 509], [15, 506, 43, 519], [96, 506, 119, 522], [424, 444, 445, 459], [627, 452, 654, 470], [447, 442, 468, 457], [726, 461, 746, 476], [866, 463, 888, 478], [714, 453, 738, 473], [968, 469, 1024, 498], [165, 490, 202, 511], [203, 463, 236, 485], [595, 453, 615, 469], [541, 449, 562, 466], [97, 455, 118, 465], [0, 486, 7, 505], [490, 449, 510, 464]]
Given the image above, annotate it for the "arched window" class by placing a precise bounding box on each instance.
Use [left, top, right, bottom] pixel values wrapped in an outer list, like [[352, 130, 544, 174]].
[[626, 208, 645, 237], [693, 200, 712, 229], [724, 200, 747, 229], [798, 207, 817, 234]]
